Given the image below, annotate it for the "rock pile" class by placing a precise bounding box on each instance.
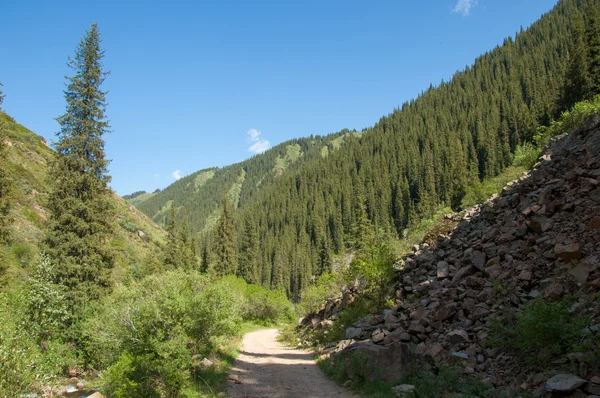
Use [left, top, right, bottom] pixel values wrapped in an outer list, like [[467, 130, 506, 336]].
[[301, 115, 600, 396]]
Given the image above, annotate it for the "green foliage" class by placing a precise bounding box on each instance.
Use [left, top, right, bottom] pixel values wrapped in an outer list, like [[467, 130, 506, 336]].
[[45, 22, 115, 314], [346, 238, 396, 307], [299, 272, 343, 315], [119, 219, 138, 232], [461, 166, 526, 209], [490, 298, 586, 366], [513, 94, 600, 172], [397, 365, 492, 398], [25, 253, 68, 341], [214, 198, 237, 276], [513, 141, 541, 169], [0, 288, 77, 396], [220, 275, 294, 324], [11, 242, 35, 266], [84, 270, 244, 397], [0, 83, 13, 243]]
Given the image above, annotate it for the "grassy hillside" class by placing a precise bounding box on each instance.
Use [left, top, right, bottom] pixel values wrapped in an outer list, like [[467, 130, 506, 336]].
[[128, 129, 362, 232], [0, 111, 166, 286]]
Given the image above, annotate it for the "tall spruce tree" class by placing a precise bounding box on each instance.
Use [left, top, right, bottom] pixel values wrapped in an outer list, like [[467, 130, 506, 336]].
[[238, 213, 258, 283], [214, 198, 237, 276], [0, 82, 13, 243], [45, 23, 114, 311], [163, 204, 183, 269], [586, 4, 600, 94], [563, 15, 592, 109]]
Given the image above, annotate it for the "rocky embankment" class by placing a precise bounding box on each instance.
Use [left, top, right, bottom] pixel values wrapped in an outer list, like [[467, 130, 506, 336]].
[[299, 115, 600, 396]]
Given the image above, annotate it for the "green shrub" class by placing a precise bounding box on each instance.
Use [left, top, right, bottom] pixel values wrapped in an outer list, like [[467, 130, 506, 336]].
[[11, 242, 34, 266], [345, 239, 396, 307], [25, 253, 68, 341], [299, 272, 343, 316], [513, 141, 541, 169], [491, 298, 585, 366], [84, 270, 244, 397]]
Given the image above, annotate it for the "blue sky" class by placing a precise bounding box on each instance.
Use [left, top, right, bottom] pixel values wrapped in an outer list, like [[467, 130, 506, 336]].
[[1, 0, 558, 195]]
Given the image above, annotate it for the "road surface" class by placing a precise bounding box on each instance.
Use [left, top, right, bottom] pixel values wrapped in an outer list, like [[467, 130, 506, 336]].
[[227, 328, 355, 398]]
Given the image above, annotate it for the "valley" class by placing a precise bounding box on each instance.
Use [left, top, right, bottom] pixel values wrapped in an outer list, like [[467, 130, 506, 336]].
[[1, 0, 600, 397]]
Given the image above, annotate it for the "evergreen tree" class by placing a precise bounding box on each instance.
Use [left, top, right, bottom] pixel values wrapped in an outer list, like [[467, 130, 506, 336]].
[[0, 82, 13, 243], [586, 3, 600, 94], [214, 198, 237, 276], [238, 213, 258, 284], [163, 204, 183, 269], [563, 16, 592, 109], [45, 23, 114, 311], [179, 209, 196, 269]]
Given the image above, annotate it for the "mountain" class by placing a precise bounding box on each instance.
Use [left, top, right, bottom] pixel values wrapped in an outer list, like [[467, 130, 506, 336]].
[[127, 129, 361, 233], [299, 111, 600, 395], [129, 0, 599, 302], [0, 111, 166, 284]]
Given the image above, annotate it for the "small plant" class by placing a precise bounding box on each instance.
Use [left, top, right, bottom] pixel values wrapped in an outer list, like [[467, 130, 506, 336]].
[[490, 298, 586, 367]]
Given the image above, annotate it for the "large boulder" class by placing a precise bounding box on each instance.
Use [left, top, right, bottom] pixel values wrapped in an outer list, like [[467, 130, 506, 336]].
[[545, 374, 586, 394], [339, 340, 412, 383]]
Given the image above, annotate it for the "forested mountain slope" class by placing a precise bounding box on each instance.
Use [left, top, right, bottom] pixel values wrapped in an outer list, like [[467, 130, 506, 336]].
[[217, 0, 599, 300], [128, 129, 361, 232], [0, 111, 166, 284]]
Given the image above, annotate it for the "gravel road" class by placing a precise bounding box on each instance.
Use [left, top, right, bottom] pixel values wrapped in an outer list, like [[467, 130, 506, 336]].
[[227, 328, 355, 398]]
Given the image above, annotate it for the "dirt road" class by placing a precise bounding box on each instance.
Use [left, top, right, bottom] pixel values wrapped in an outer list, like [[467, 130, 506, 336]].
[[227, 328, 355, 398]]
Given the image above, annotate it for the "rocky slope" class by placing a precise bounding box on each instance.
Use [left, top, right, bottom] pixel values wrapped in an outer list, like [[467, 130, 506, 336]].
[[300, 114, 600, 396]]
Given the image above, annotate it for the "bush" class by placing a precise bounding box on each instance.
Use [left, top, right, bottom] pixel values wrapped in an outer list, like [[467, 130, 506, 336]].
[[84, 270, 244, 397], [345, 239, 396, 307], [491, 298, 586, 366], [299, 273, 343, 316], [25, 253, 68, 341], [0, 287, 76, 396], [220, 275, 294, 324], [513, 141, 541, 169]]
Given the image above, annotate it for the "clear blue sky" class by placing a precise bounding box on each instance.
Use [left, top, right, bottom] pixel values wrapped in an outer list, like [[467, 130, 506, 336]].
[[1, 0, 558, 195]]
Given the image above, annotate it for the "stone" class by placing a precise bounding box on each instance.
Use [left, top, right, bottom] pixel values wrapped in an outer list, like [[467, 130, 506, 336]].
[[569, 263, 590, 283], [392, 384, 416, 395], [437, 261, 449, 279], [432, 303, 456, 322], [345, 327, 362, 339], [384, 311, 400, 325], [342, 340, 412, 383], [544, 283, 564, 301], [200, 358, 214, 368], [517, 270, 532, 281], [584, 381, 600, 395], [446, 330, 470, 344], [470, 251, 487, 271], [555, 242, 582, 262], [588, 216, 600, 231], [451, 352, 469, 359], [408, 322, 425, 335], [452, 265, 474, 283], [528, 216, 553, 233], [545, 374, 587, 393], [372, 329, 385, 344]]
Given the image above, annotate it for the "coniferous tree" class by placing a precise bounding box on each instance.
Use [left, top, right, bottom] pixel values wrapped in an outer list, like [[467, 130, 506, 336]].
[[45, 23, 114, 311], [179, 209, 196, 269], [214, 198, 237, 276], [586, 4, 600, 94], [238, 213, 258, 284], [563, 16, 592, 109], [0, 82, 13, 243], [163, 205, 183, 269]]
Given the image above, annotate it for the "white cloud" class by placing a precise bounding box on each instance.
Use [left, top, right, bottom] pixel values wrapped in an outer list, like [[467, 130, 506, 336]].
[[453, 0, 477, 16], [172, 170, 182, 180], [246, 128, 271, 154]]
